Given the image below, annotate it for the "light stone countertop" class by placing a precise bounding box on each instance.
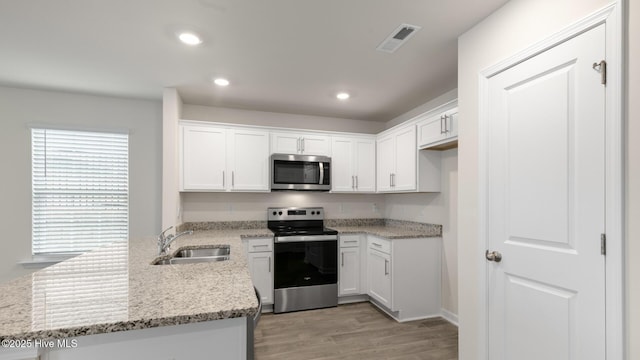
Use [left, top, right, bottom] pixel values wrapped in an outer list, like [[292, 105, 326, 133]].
[[332, 225, 441, 239], [0, 221, 439, 341], [0, 229, 272, 341]]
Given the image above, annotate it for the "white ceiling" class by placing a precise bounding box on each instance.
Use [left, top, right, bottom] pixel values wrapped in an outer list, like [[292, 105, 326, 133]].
[[0, 0, 509, 122]]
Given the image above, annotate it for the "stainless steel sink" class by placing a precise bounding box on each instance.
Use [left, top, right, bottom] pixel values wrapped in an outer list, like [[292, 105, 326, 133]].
[[174, 246, 230, 258], [152, 245, 230, 265]]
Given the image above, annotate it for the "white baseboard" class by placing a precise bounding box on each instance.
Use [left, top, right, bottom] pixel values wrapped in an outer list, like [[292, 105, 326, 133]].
[[440, 308, 458, 326]]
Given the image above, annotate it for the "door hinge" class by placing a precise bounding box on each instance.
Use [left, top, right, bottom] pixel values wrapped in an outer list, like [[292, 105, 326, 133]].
[[601, 233, 606, 255], [593, 60, 607, 85]]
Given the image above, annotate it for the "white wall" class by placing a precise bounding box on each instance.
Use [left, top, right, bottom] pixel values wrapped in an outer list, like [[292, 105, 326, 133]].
[[457, 0, 620, 358], [384, 89, 458, 130], [182, 104, 385, 134], [626, 0, 639, 357], [0, 86, 162, 284], [182, 192, 383, 221], [384, 148, 459, 317]]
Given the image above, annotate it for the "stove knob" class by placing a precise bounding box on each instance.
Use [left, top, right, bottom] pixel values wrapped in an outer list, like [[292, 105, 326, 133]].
[[317, 210, 321, 215], [311, 211, 315, 215], [278, 211, 283, 215], [272, 211, 277, 216]]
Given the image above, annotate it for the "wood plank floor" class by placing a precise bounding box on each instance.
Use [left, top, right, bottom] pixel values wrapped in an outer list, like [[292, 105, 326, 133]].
[[254, 302, 458, 360]]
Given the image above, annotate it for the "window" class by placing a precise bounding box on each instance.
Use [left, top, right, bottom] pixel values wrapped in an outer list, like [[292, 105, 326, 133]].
[[31, 128, 129, 256]]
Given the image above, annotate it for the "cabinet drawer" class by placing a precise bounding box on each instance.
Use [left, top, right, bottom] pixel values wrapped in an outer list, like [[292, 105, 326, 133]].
[[368, 237, 391, 254], [246, 237, 273, 252], [339, 236, 360, 248]]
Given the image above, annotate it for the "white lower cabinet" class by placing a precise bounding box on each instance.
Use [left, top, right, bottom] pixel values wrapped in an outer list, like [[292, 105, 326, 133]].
[[366, 235, 441, 321], [367, 245, 392, 308], [338, 235, 362, 296], [244, 238, 273, 305]]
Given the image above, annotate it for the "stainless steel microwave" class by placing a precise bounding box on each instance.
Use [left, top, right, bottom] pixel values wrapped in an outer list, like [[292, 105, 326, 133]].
[[270, 154, 331, 191]]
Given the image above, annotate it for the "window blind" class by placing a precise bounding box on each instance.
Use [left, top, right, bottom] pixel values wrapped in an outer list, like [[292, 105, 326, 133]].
[[31, 128, 129, 255]]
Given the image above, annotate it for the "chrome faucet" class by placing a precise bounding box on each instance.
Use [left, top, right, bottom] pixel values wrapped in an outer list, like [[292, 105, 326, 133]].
[[157, 226, 193, 255]]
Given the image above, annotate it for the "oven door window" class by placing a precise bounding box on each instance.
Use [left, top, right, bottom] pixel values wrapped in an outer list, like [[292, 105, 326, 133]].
[[274, 240, 337, 288], [273, 160, 320, 185]]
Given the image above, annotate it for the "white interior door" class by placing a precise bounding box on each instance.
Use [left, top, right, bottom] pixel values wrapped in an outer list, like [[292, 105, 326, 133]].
[[486, 24, 606, 360]]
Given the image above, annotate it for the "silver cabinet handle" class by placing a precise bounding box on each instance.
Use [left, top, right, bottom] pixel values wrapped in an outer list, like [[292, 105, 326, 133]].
[[440, 115, 445, 134], [268, 256, 271, 272], [444, 114, 449, 133], [384, 259, 389, 275], [391, 173, 395, 187], [372, 243, 382, 247], [222, 171, 225, 187], [485, 250, 502, 263], [232, 171, 234, 187], [390, 173, 392, 187], [341, 252, 344, 267], [355, 175, 358, 189]]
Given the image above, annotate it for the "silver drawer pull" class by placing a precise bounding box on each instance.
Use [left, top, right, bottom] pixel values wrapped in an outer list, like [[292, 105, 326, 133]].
[[372, 243, 382, 247]]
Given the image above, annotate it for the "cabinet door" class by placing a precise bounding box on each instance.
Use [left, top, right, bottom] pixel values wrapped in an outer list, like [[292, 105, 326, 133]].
[[367, 248, 392, 308], [299, 134, 330, 156], [339, 246, 360, 296], [443, 107, 458, 138], [227, 129, 269, 191], [354, 138, 376, 192], [247, 252, 273, 305], [393, 126, 417, 191], [271, 133, 301, 154], [417, 114, 447, 148], [331, 137, 355, 192], [181, 125, 226, 190], [376, 134, 395, 192]]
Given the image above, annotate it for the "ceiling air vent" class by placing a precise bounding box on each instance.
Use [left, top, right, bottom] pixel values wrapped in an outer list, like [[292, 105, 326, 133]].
[[376, 23, 422, 54]]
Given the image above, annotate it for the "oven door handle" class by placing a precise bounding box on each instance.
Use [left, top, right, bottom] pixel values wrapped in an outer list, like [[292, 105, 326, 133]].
[[275, 235, 337, 242]]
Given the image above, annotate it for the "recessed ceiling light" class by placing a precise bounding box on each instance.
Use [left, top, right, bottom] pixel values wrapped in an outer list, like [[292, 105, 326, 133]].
[[178, 32, 202, 45], [336, 92, 350, 100], [213, 78, 230, 86]]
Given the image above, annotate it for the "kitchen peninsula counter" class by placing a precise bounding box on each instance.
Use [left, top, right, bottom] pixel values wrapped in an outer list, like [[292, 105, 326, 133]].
[[0, 229, 272, 342]]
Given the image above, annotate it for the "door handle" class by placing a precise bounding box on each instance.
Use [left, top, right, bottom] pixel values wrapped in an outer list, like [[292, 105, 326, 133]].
[[268, 256, 271, 272], [485, 250, 502, 262], [384, 259, 389, 275], [440, 115, 445, 134], [443, 114, 449, 133], [341, 252, 344, 267]]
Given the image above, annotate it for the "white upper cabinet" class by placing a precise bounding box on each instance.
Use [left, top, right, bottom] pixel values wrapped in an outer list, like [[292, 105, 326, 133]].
[[417, 106, 458, 149], [227, 128, 270, 191], [376, 125, 417, 192], [376, 125, 441, 193], [392, 126, 417, 191], [271, 132, 330, 156], [376, 134, 395, 192], [331, 136, 376, 193], [181, 125, 226, 190], [180, 123, 269, 192]]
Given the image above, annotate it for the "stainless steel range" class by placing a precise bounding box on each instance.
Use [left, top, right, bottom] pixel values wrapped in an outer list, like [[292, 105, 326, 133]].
[[268, 207, 338, 313]]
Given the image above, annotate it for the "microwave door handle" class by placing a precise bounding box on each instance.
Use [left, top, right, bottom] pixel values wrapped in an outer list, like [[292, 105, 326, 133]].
[[319, 162, 324, 185]]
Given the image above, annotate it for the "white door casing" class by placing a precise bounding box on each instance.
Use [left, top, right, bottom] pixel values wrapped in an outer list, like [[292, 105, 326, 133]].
[[485, 24, 605, 360]]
